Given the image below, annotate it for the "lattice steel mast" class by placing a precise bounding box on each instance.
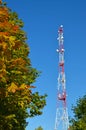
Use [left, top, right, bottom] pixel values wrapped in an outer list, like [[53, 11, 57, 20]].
[[54, 25, 69, 130]]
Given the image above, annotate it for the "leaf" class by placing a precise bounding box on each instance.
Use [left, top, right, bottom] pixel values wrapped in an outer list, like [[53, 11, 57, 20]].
[[11, 70, 22, 74], [5, 114, 15, 120], [8, 82, 18, 93], [9, 36, 16, 45]]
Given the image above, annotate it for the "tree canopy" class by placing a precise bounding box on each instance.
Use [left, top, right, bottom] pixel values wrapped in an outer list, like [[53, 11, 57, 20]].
[[70, 95, 86, 130], [35, 126, 43, 130], [0, 2, 47, 130]]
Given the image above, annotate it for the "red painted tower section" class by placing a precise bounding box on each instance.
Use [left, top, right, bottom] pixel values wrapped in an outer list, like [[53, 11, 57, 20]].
[[54, 25, 69, 130]]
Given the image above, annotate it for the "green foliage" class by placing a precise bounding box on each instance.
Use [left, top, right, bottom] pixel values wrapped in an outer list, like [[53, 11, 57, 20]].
[[35, 126, 43, 130], [70, 95, 86, 130], [29, 92, 47, 117], [0, 1, 47, 130]]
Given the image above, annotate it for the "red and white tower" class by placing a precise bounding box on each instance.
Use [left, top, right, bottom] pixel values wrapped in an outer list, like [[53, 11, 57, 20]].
[[54, 25, 69, 130]]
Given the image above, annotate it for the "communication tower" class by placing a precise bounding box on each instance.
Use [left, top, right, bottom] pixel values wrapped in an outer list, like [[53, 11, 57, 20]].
[[54, 25, 69, 130]]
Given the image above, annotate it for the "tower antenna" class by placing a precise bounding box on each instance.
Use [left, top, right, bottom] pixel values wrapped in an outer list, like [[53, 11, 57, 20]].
[[54, 25, 69, 130]]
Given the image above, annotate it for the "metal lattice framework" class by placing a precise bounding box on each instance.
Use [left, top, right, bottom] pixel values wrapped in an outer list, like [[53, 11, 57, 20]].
[[54, 25, 69, 130]]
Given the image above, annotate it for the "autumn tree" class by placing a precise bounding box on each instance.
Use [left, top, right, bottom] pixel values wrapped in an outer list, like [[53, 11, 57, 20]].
[[0, 2, 46, 130], [35, 126, 43, 130], [70, 95, 86, 130]]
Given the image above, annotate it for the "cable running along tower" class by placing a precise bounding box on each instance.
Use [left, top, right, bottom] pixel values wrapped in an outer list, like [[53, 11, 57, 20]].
[[54, 25, 69, 130]]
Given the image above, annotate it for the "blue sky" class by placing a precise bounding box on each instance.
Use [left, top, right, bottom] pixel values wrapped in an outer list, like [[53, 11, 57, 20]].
[[5, 0, 86, 130]]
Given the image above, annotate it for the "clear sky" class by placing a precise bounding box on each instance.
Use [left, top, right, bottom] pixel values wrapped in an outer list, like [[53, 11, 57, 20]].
[[5, 0, 86, 130]]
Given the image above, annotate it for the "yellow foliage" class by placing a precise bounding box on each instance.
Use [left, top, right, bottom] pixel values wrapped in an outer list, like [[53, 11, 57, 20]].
[[9, 36, 16, 42], [18, 101, 24, 108], [2, 42, 7, 50], [0, 42, 7, 50], [0, 7, 9, 22], [8, 82, 18, 93], [8, 36, 16, 48], [0, 74, 3, 78], [20, 83, 26, 88], [9, 58, 26, 68], [0, 8, 8, 16], [11, 70, 22, 74], [0, 69, 6, 76], [18, 83, 28, 90]]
